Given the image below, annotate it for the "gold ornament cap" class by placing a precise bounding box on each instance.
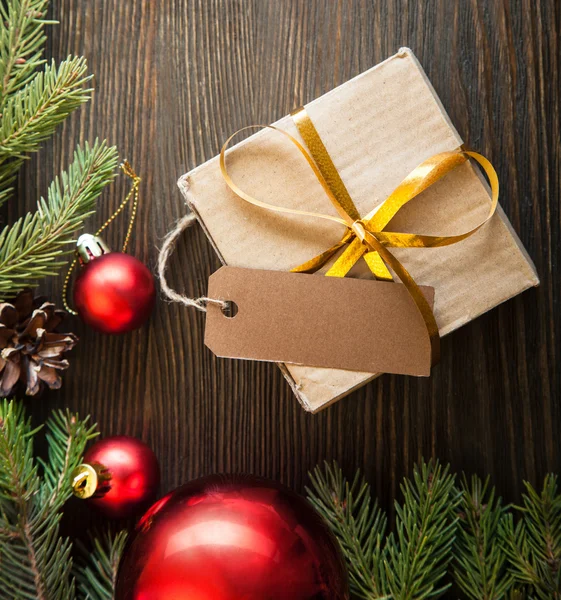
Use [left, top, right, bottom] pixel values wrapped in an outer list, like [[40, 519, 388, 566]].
[[76, 234, 111, 265], [71, 463, 112, 499]]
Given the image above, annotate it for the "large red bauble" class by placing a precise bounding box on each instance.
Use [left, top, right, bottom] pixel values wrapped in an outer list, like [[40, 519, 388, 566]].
[[73, 252, 155, 334], [116, 475, 349, 600], [84, 436, 160, 519]]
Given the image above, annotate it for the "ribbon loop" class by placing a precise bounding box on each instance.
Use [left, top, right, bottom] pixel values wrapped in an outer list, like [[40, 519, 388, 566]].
[[219, 108, 500, 369]]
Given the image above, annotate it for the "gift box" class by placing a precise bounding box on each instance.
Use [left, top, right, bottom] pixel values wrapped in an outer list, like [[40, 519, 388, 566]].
[[178, 47, 539, 413]]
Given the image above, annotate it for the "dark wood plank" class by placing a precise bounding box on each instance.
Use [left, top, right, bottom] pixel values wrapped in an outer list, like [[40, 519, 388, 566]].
[[11, 0, 560, 527]]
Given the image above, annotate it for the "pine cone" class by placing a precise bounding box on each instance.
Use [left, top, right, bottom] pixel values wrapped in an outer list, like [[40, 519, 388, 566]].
[[0, 290, 78, 397]]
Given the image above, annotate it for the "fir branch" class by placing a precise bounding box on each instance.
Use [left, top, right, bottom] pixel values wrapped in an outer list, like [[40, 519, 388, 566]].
[[75, 531, 129, 600], [307, 462, 389, 600], [39, 409, 98, 506], [0, 56, 93, 204], [0, 0, 53, 104], [0, 398, 57, 600], [0, 140, 119, 298], [307, 460, 459, 600], [502, 476, 561, 600], [0, 399, 41, 506], [0, 399, 98, 600], [453, 475, 514, 600], [384, 460, 460, 600]]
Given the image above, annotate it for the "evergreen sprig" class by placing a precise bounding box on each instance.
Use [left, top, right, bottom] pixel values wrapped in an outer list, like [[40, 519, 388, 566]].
[[502, 476, 561, 599], [0, 140, 119, 298], [384, 461, 460, 599], [307, 463, 389, 599], [0, 0, 117, 300], [307, 460, 459, 600], [453, 475, 513, 600], [0, 399, 98, 600], [0, 56, 94, 205], [309, 464, 561, 600], [0, 0, 53, 104], [75, 531, 129, 600]]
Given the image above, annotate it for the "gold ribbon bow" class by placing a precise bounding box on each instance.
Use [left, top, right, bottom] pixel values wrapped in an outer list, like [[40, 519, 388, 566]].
[[220, 107, 499, 367]]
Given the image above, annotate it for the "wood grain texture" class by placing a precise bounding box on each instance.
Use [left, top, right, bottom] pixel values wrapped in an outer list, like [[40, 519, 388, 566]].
[[10, 0, 560, 525]]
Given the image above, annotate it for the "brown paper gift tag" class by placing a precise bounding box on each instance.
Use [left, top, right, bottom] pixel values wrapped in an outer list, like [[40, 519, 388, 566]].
[[205, 267, 435, 376]]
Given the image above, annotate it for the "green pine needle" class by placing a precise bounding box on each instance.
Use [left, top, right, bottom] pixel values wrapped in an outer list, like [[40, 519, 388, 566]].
[[502, 476, 561, 600], [0, 0, 54, 105], [307, 462, 389, 600], [308, 465, 561, 600], [453, 475, 513, 600], [39, 407, 99, 506], [384, 460, 460, 600], [0, 399, 41, 504], [0, 399, 98, 600], [0, 140, 119, 298], [0, 55, 94, 205], [75, 531, 129, 600], [0, 1, 117, 300], [307, 460, 459, 600]]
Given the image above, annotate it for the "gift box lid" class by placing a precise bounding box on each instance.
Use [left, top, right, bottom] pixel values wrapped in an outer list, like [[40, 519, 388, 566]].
[[178, 47, 539, 412]]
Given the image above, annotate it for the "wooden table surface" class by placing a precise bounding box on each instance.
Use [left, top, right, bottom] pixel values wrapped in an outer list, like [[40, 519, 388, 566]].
[[14, 0, 560, 520]]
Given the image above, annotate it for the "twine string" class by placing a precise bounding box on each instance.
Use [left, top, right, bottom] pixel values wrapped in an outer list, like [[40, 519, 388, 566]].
[[157, 212, 227, 312]]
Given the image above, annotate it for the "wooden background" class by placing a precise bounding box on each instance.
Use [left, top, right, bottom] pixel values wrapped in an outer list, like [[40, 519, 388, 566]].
[[12, 0, 560, 523]]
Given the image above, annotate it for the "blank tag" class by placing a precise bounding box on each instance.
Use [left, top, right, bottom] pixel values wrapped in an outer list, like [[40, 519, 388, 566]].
[[205, 267, 435, 376]]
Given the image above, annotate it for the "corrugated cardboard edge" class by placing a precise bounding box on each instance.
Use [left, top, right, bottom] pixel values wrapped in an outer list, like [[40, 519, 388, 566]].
[[177, 47, 540, 413]]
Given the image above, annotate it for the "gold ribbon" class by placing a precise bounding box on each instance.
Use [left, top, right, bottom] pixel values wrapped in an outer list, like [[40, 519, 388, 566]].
[[219, 107, 499, 367]]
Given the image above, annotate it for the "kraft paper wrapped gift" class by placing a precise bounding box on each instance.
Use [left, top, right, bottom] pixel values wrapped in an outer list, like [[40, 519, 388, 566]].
[[178, 47, 539, 413]]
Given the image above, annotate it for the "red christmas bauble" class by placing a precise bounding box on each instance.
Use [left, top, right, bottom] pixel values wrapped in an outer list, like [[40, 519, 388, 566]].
[[74, 252, 155, 334], [115, 475, 349, 600], [81, 436, 160, 519]]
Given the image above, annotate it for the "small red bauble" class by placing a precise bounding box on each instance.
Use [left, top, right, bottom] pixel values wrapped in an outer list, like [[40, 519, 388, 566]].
[[115, 474, 349, 600], [72, 435, 160, 519], [73, 235, 155, 335]]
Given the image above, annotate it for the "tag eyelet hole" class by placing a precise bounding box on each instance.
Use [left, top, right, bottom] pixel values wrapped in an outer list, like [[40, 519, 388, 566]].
[[221, 301, 238, 318]]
